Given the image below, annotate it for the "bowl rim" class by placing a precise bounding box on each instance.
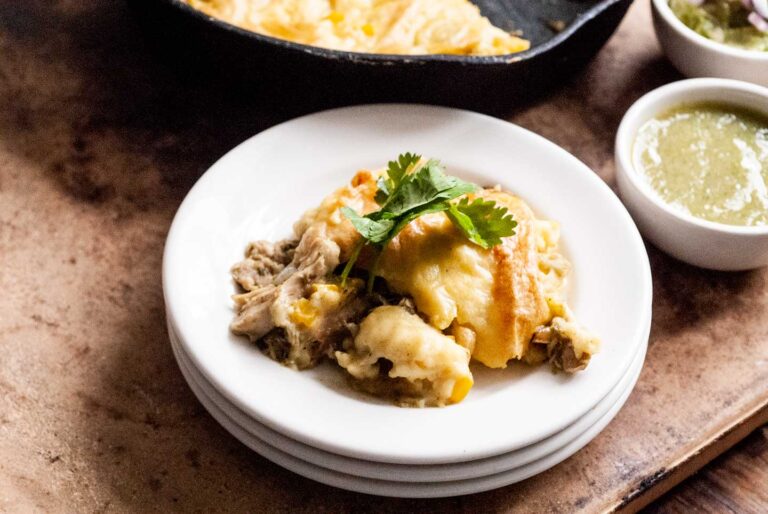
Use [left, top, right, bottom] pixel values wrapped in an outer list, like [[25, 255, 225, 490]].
[[615, 77, 768, 236], [652, 0, 768, 61], [161, 0, 631, 64]]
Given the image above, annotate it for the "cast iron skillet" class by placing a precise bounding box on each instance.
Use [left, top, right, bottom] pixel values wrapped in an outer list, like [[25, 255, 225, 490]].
[[128, 0, 633, 112]]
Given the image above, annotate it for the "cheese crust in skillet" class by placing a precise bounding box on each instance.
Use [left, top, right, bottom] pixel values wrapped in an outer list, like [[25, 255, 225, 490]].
[[185, 0, 530, 56]]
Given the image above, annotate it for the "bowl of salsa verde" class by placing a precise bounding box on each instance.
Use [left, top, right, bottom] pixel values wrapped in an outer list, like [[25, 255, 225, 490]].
[[616, 78, 768, 270]]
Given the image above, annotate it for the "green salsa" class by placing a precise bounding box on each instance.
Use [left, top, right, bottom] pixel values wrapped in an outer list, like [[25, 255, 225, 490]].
[[633, 102, 768, 226], [669, 0, 768, 51]]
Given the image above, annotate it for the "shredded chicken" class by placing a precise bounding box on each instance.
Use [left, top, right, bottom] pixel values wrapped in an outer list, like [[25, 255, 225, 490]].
[[529, 317, 598, 373], [230, 240, 297, 290], [231, 225, 373, 369]]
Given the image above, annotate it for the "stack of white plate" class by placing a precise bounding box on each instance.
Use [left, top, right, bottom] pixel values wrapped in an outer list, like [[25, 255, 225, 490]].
[[163, 105, 653, 498]]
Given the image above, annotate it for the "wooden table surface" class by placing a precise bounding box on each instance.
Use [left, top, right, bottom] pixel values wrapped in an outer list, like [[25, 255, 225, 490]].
[[1, 1, 767, 512], [649, 426, 768, 513]]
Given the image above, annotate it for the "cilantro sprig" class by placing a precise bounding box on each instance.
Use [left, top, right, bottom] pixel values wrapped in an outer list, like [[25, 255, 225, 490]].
[[340, 153, 518, 291], [447, 197, 517, 249]]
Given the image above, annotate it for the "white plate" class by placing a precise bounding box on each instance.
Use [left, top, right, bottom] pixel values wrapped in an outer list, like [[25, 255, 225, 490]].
[[168, 314, 648, 482], [169, 323, 646, 498], [163, 104, 652, 464], [170, 319, 647, 482]]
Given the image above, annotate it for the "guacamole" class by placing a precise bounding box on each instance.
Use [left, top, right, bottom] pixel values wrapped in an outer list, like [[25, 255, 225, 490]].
[[633, 102, 768, 227], [669, 0, 768, 51]]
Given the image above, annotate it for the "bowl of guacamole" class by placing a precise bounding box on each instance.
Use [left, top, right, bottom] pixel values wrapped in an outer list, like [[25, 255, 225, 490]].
[[652, 0, 768, 86], [669, 0, 768, 51]]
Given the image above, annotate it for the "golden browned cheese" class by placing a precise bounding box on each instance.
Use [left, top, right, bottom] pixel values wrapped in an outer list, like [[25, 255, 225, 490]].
[[335, 305, 473, 407], [184, 0, 530, 56], [378, 189, 552, 368], [295, 169, 569, 369], [294, 170, 380, 262]]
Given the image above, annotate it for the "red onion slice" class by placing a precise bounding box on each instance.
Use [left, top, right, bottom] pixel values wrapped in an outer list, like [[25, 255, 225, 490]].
[[749, 11, 768, 32]]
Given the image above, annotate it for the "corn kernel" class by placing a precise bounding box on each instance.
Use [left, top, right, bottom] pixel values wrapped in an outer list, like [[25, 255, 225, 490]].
[[327, 11, 344, 24], [361, 23, 375, 36], [546, 297, 566, 318], [449, 376, 473, 403], [289, 298, 317, 327]]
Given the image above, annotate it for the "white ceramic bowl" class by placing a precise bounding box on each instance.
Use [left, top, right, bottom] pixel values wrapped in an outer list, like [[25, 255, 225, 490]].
[[615, 78, 768, 270], [651, 0, 768, 86]]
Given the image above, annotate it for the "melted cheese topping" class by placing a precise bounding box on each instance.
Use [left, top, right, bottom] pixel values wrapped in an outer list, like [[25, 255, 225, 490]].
[[550, 316, 600, 359], [377, 189, 556, 368], [294, 170, 380, 263], [290, 167, 598, 404], [335, 305, 473, 406], [185, 0, 529, 56]]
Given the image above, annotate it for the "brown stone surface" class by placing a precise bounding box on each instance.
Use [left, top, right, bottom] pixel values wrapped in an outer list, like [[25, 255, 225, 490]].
[[1, 1, 767, 512]]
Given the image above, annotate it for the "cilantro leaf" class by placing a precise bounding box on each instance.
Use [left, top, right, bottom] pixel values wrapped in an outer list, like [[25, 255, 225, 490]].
[[382, 159, 477, 216], [387, 152, 420, 189], [340, 207, 394, 244], [376, 152, 420, 205], [339, 153, 515, 291], [382, 200, 450, 246], [374, 176, 390, 205], [447, 197, 517, 249]]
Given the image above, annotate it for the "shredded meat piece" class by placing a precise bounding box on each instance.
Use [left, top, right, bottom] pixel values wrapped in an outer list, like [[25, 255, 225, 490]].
[[269, 226, 342, 361], [258, 328, 292, 362], [548, 340, 587, 373], [310, 299, 372, 353], [530, 318, 591, 373], [230, 224, 421, 369], [230, 225, 359, 368], [231, 240, 297, 291], [367, 290, 416, 314], [231, 285, 278, 341]]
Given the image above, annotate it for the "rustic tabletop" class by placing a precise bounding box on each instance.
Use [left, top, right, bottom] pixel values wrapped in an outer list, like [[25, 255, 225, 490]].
[[1, 1, 767, 512]]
